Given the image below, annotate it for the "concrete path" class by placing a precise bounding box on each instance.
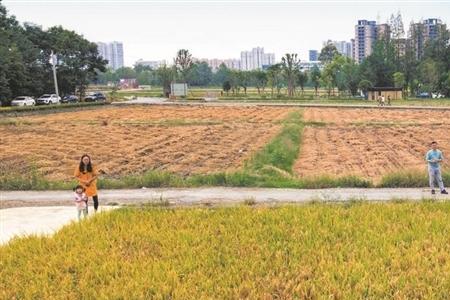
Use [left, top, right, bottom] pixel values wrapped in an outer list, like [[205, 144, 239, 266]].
[[0, 206, 118, 245], [1, 187, 448, 208], [112, 97, 167, 105]]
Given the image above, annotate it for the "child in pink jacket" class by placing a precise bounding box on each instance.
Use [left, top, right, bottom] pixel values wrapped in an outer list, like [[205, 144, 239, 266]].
[[74, 185, 88, 220]]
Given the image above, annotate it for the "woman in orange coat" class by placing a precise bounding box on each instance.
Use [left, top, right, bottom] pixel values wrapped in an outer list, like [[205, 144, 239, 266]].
[[74, 154, 100, 212]]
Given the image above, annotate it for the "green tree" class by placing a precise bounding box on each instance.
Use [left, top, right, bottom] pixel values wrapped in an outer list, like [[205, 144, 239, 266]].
[[393, 72, 405, 88], [358, 79, 373, 97], [187, 62, 212, 86], [310, 65, 321, 96], [267, 64, 284, 97], [213, 63, 231, 86], [418, 58, 440, 93], [253, 70, 268, 95], [281, 53, 300, 97], [359, 40, 396, 87], [338, 58, 360, 96], [423, 27, 450, 96], [295, 71, 308, 96], [237, 71, 250, 95], [174, 49, 193, 83], [115, 67, 137, 79], [319, 42, 340, 64], [156, 65, 175, 97], [222, 81, 231, 96], [321, 55, 346, 96]]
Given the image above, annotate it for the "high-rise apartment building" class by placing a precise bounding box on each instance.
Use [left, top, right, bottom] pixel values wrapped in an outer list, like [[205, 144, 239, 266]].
[[324, 40, 353, 58], [96, 41, 124, 70], [240, 47, 275, 70], [309, 50, 319, 61], [354, 20, 390, 63], [409, 18, 446, 60]]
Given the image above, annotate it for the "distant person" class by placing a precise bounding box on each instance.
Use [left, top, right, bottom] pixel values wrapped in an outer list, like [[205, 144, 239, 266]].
[[74, 154, 100, 211], [381, 95, 385, 106], [74, 185, 88, 220], [425, 141, 447, 195], [387, 95, 391, 106]]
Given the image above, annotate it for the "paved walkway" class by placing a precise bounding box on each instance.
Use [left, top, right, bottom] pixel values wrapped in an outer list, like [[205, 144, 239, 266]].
[[0, 206, 117, 244], [1, 187, 448, 208]]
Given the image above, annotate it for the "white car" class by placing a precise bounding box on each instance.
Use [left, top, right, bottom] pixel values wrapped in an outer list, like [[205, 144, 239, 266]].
[[11, 96, 36, 106], [36, 94, 61, 105]]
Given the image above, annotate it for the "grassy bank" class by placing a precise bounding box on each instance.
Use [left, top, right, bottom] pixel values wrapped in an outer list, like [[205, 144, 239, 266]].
[[2, 203, 450, 298]]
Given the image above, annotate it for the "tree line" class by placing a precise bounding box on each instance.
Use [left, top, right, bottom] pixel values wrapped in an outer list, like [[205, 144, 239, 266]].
[[2, 1, 450, 104], [0, 1, 106, 105], [100, 25, 450, 99]]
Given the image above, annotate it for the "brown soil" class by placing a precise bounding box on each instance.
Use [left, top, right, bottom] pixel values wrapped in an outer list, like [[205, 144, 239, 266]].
[[294, 125, 450, 181], [1, 106, 293, 180], [303, 108, 450, 125]]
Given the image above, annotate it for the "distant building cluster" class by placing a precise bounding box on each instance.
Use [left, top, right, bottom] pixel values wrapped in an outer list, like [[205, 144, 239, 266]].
[[134, 59, 167, 69], [135, 47, 276, 73], [96, 41, 124, 70], [198, 47, 275, 72], [197, 58, 241, 71], [308, 18, 446, 64], [240, 47, 276, 71]]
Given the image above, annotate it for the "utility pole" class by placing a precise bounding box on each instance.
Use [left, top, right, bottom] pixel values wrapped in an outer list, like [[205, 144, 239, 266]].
[[51, 50, 59, 101]]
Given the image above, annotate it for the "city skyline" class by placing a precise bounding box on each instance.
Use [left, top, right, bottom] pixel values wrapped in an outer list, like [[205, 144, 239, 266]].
[[3, 0, 450, 66]]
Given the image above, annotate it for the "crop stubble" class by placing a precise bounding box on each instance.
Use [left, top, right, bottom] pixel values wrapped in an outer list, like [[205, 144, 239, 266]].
[[295, 108, 450, 181], [1, 106, 292, 180]]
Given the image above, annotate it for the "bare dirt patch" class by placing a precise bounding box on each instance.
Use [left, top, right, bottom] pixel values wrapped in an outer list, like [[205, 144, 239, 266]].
[[295, 125, 450, 181], [303, 108, 450, 125], [1, 106, 292, 180]]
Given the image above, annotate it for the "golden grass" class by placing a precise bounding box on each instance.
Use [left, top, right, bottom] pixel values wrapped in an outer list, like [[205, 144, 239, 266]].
[[2, 203, 450, 299]]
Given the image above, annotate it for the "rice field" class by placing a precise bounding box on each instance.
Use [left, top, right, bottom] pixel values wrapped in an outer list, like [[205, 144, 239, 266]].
[[2, 203, 450, 299]]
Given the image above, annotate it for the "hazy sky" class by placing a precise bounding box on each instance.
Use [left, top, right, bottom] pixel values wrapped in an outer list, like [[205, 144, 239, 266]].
[[3, 0, 450, 66]]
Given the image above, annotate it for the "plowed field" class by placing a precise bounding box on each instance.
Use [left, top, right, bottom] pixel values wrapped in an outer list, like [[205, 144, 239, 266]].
[[1, 106, 292, 180], [303, 107, 450, 125], [295, 108, 450, 181]]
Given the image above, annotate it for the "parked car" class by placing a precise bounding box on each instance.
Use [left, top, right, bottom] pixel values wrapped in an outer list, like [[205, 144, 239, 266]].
[[416, 92, 430, 99], [11, 96, 35, 106], [432, 92, 445, 99], [36, 94, 61, 105], [84, 92, 106, 102], [61, 95, 79, 103]]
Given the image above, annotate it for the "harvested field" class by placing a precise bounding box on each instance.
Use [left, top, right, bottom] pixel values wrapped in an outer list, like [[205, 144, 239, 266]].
[[303, 107, 450, 125], [295, 125, 450, 181], [0, 106, 293, 180], [27, 105, 290, 124]]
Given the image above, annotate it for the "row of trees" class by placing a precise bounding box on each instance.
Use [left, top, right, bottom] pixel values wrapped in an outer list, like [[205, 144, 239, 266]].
[[0, 1, 106, 104], [100, 24, 450, 99]]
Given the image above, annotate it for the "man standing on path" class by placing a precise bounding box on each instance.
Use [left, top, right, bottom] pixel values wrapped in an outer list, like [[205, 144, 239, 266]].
[[426, 141, 448, 195]]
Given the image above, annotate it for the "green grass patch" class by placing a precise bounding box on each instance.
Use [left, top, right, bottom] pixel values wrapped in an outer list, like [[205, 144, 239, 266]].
[[2, 203, 450, 298], [245, 111, 303, 174], [379, 170, 450, 188]]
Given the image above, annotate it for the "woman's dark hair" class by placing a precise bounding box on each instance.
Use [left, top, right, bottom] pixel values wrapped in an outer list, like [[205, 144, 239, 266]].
[[79, 154, 93, 173]]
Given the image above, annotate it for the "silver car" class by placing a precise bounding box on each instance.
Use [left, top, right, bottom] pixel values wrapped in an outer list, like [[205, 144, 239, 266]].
[[36, 94, 61, 105], [11, 96, 36, 106]]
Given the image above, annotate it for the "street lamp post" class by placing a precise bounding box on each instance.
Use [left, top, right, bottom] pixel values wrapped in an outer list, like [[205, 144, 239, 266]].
[[50, 50, 60, 101]]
